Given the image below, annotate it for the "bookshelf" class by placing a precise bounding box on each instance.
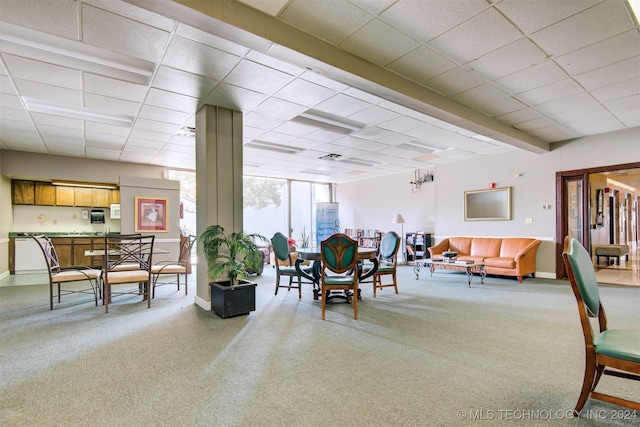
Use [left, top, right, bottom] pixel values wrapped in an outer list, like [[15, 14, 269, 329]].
[[344, 228, 382, 249], [405, 232, 432, 264]]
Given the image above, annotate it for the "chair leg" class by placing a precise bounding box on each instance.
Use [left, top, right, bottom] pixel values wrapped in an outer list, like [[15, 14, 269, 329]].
[[50, 283, 54, 310], [297, 275, 302, 299], [275, 273, 280, 295], [184, 273, 188, 295], [574, 353, 598, 415], [353, 285, 358, 320], [392, 272, 398, 294], [321, 287, 326, 320]]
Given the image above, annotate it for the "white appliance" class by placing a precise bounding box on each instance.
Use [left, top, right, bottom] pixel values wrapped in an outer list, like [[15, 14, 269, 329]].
[[110, 203, 121, 219], [14, 237, 46, 274]]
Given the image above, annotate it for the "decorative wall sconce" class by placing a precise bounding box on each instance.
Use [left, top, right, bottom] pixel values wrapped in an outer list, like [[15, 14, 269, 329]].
[[410, 169, 434, 192]]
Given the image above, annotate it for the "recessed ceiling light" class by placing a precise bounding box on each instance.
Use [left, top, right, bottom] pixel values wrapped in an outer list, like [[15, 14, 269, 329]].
[[23, 97, 133, 127]]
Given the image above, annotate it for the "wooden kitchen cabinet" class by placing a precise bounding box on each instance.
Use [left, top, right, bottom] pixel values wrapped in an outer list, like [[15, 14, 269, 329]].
[[55, 186, 75, 206], [110, 188, 121, 204], [73, 238, 94, 267], [92, 188, 111, 207], [74, 188, 93, 207], [12, 180, 35, 205], [51, 238, 72, 268], [35, 182, 56, 205]]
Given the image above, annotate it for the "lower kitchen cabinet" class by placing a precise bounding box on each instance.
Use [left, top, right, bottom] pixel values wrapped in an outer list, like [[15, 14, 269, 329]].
[[73, 238, 94, 268], [51, 238, 72, 268]]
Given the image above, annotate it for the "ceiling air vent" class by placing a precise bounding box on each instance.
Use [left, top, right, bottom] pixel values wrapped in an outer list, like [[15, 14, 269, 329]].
[[177, 126, 195, 137], [319, 153, 342, 160]]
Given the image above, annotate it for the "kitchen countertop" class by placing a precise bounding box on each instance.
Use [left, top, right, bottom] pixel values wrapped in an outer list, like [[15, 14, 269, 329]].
[[9, 232, 115, 238]]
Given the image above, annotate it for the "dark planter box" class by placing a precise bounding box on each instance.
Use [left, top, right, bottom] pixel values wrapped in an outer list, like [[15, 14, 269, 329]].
[[209, 280, 256, 319]]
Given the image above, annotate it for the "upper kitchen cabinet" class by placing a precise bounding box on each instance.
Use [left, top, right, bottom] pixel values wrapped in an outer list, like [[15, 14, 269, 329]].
[[110, 188, 121, 204], [12, 180, 35, 205], [35, 182, 56, 205], [92, 188, 111, 208], [55, 186, 75, 206], [74, 188, 93, 207]]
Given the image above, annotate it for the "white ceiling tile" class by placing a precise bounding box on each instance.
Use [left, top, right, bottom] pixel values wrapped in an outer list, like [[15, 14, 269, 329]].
[[176, 23, 249, 57], [497, 108, 545, 126], [145, 88, 199, 113], [0, 0, 79, 39], [152, 67, 218, 100], [0, 107, 30, 123], [535, 92, 598, 116], [304, 129, 345, 143], [273, 79, 337, 107], [205, 83, 269, 112], [555, 30, 640, 76], [163, 36, 241, 81], [2, 54, 81, 89], [573, 57, 640, 91], [236, 0, 289, 16], [529, 0, 635, 57], [466, 38, 548, 81], [451, 83, 510, 108], [351, 126, 394, 140], [245, 50, 305, 77], [425, 67, 485, 97], [279, 0, 372, 45], [386, 46, 457, 83], [129, 128, 171, 143], [85, 121, 131, 136], [224, 60, 296, 95], [495, 0, 601, 34], [377, 116, 425, 133], [299, 71, 349, 92], [134, 118, 180, 135], [314, 94, 372, 117], [272, 121, 317, 137], [138, 105, 191, 125], [427, 9, 522, 64], [85, 73, 148, 102], [514, 79, 585, 106], [243, 111, 285, 130], [253, 98, 308, 120], [348, 106, 401, 126], [84, 93, 140, 116], [590, 78, 639, 103], [13, 79, 81, 106], [86, 0, 176, 31], [82, 4, 170, 63], [339, 19, 420, 67], [495, 60, 568, 94], [37, 124, 83, 139], [0, 75, 15, 95], [381, 0, 489, 43]]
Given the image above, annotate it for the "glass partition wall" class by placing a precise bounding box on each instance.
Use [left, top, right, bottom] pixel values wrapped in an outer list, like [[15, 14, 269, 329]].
[[167, 171, 332, 248]]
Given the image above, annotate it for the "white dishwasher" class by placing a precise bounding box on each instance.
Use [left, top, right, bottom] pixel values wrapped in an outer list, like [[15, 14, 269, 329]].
[[14, 237, 47, 274]]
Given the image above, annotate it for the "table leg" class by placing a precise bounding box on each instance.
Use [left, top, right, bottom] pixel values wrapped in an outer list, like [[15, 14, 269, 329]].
[[414, 263, 421, 280], [466, 267, 473, 287]]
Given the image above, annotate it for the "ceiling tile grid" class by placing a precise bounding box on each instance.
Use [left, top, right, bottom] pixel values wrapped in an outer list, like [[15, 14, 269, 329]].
[[0, 0, 638, 184]]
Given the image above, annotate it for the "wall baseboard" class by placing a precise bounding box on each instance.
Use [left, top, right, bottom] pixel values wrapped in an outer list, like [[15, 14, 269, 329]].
[[194, 295, 211, 311]]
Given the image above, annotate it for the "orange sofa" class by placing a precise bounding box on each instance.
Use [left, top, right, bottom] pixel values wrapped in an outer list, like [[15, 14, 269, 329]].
[[428, 237, 541, 283]]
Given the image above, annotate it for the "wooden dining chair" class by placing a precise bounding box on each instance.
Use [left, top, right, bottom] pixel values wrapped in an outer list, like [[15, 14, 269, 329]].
[[363, 231, 400, 298], [102, 234, 155, 313], [271, 232, 312, 298], [562, 236, 640, 415], [31, 235, 102, 310], [320, 233, 359, 320], [151, 234, 196, 298]]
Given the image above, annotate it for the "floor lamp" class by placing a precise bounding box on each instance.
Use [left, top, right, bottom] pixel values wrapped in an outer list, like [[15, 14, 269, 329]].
[[392, 214, 405, 264]]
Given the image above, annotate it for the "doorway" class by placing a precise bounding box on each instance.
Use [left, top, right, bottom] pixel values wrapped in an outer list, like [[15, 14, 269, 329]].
[[556, 162, 640, 281]]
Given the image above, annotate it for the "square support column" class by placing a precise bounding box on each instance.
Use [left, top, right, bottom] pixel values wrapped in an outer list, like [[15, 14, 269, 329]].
[[195, 105, 243, 309]]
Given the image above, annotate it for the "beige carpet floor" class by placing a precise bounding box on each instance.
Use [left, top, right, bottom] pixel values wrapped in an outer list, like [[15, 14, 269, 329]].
[[1, 265, 638, 426]]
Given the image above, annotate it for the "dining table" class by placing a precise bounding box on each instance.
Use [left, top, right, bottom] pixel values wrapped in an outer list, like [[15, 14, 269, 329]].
[[294, 247, 379, 301]]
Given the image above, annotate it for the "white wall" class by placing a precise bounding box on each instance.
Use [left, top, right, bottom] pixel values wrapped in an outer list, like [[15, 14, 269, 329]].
[[337, 127, 640, 278]]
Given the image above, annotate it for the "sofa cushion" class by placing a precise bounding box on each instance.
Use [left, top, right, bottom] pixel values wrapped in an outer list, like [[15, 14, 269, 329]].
[[500, 238, 535, 258], [457, 255, 484, 264], [470, 238, 501, 258], [448, 237, 473, 256], [484, 257, 516, 269]]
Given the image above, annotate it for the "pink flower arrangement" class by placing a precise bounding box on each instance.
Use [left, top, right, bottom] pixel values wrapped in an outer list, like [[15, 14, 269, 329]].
[[287, 237, 297, 247]]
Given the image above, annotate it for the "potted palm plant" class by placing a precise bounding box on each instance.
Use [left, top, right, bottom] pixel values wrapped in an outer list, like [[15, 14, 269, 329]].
[[199, 225, 267, 318]]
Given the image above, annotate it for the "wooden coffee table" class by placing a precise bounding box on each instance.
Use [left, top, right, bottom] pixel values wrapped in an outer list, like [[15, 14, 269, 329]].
[[414, 259, 486, 287]]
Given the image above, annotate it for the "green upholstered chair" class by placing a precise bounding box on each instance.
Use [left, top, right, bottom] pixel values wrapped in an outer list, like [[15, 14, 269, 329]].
[[562, 236, 640, 416], [271, 232, 311, 298], [31, 235, 102, 310], [320, 233, 359, 320], [366, 231, 400, 298]]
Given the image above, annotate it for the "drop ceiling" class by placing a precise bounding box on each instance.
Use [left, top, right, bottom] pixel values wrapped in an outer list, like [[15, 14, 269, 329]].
[[0, 0, 638, 184]]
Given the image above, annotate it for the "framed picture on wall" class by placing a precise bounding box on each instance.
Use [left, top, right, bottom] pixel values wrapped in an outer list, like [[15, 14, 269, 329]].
[[135, 196, 168, 232]]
